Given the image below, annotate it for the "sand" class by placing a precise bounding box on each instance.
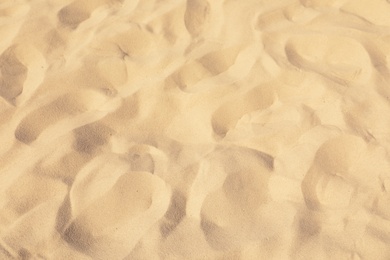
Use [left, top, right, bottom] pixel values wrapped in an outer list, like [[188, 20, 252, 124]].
[[0, 0, 390, 259]]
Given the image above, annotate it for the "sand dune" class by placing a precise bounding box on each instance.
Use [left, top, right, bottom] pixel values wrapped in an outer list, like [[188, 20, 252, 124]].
[[0, 0, 390, 259]]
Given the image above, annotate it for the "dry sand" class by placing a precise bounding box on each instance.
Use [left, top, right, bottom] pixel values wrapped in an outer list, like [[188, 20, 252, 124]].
[[0, 0, 390, 259]]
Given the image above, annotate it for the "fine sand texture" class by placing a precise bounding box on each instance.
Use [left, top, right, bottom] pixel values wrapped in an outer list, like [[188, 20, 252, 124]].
[[1, 0, 390, 259]]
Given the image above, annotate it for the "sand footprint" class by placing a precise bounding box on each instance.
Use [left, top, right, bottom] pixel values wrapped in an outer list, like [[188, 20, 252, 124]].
[[211, 84, 276, 138], [300, 135, 390, 258], [57, 0, 105, 29], [0, 46, 27, 104], [171, 60, 212, 92], [69, 154, 130, 218], [196, 146, 276, 250], [173, 45, 244, 92], [14, 95, 82, 144], [197, 45, 242, 76], [301, 135, 387, 211], [0, 44, 46, 106], [14, 89, 109, 144], [285, 34, 372, 85], [63, 171, 171, 259], [184, 0, 211, 37]]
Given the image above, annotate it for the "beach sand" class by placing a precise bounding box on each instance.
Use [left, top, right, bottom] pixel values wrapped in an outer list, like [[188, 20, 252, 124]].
[[0, 0, 390, 259]]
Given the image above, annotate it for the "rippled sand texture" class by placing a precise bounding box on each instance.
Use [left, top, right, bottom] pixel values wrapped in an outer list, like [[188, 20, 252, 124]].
[[1, 0, 390, 259]]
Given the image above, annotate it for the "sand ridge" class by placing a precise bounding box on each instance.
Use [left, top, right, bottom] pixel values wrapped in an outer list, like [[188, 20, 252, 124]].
[[0, 0, 390, 259]]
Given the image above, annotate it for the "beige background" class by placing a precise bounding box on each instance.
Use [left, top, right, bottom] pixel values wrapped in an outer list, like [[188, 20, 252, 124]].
[[0, 0, 390, 259]]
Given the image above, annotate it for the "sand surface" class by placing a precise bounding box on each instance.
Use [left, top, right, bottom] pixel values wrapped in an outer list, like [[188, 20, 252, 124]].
[[0, 0, 390, 259]]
